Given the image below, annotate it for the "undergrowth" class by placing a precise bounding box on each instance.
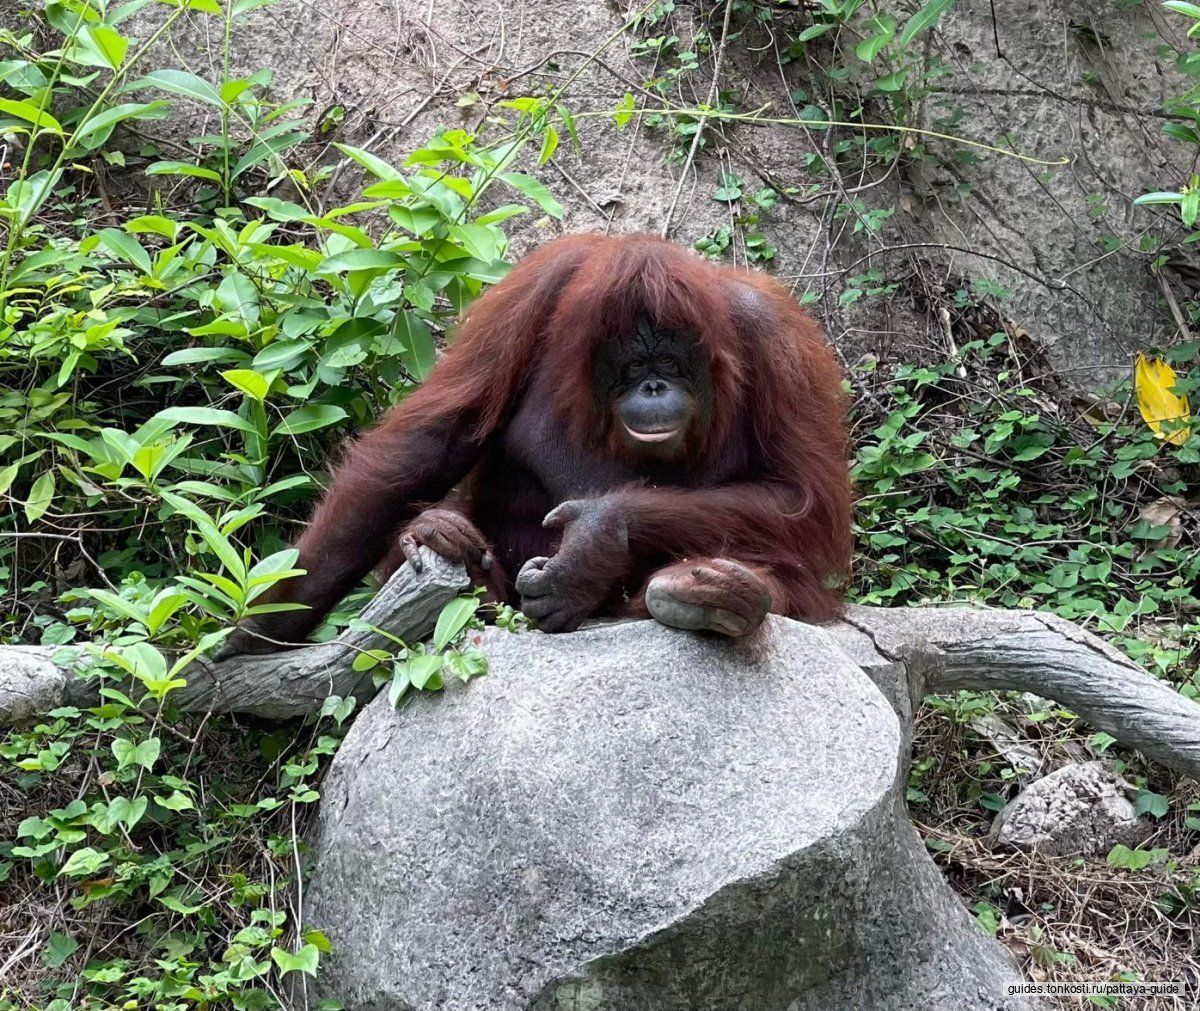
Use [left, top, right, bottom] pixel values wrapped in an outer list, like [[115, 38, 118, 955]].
[[0, 0, 1197, 1008]]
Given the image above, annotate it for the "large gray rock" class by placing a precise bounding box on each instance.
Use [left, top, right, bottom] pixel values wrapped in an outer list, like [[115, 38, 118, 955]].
[[303, 617, 1039, 1010], [989, 760, 1152, 856]]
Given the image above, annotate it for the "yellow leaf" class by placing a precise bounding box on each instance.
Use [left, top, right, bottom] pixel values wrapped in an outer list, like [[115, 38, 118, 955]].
[[1134, 353, 1191, 446]]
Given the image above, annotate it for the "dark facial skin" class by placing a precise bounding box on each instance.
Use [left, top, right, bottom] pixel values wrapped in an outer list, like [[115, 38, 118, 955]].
[[593, 318, 711, 461]]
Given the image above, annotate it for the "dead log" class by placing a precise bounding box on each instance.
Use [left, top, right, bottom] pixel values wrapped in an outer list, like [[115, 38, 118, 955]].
[[0, 548, 468, 722]]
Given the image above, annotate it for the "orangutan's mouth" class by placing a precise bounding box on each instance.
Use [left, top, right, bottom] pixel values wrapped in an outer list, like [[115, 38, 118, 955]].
[[623, 424, 680, 443]]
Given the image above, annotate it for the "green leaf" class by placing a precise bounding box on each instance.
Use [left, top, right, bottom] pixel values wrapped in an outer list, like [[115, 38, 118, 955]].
[[133, 69, 225, 107], [855, 31, 893, 62], [406, 653, 444, 691], [1183, 189, 1200, 228], [154, 406, 255, 432], [303, 929, 333, 953], [160, 490, 246, 579], [83, 24, 130, 69], [319, 248, 406, 273], [271, 943, 320, 977], [157, 0, 223, 10], [0, 461, 20, 496], [221, 368, 271, 401], [58, 846, 110, 878], [86, 587, 148, 626], [144, 160, 223, 181], [41, 932, 79, 968], [154, 791, 195, 812], [500, 172, 563, 218], [273, 404, 347, 436], [434, 596, 479, 651], [244, 195, 310, 221], [162, 346, 243, 366], [352, 649, 390, 673], [1106, 844, 1158, 870], [613, 92, 635, 128], [0, 97, 63, 134], [111, 736, 161, 771], [448, 223, 504, 262], [125, 215, 178, 240], [797, 22, 835, 41], [24, 470, 55, 523], [1134, 790, 1169, 819], [332, 142, 402, 181], [1133, 191, 1183, 206], [97, 227, 152, 274], [73, 101, 168, 146], [897, 0, 954, 49], [538, 124, 559, 166], [1164, 1, 1200, 17], [395, 314, 436, 381]]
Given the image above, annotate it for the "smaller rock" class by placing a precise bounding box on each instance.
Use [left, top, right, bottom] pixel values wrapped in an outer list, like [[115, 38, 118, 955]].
[[988, 761, 1151, 857]]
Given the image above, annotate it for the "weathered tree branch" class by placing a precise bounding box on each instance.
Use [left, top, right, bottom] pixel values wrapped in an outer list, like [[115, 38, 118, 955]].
[[837, 605, 1200, 783], [3, 570, 1199, 784], [0, 548, 469, 723]]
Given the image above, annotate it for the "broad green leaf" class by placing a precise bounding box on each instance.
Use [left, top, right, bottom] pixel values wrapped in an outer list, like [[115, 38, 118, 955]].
[[154, 406, 256, 432], [474, 204, 528, 226], [157, 0, 223, 10], [433, 596, 479, 651], [246, 547, 301, 584], [352, 649, 390, 673], [154, 791, 195, 812], [134, 737, 161, 771], [221, 368, 271, 401], [798, 23, 835, 41], [124, 213, 177, 239], [395, 313, 436, 381], [332, 142, 402, 181], [160, 490, 246, 579], [406, 653, 444, 691], [83, 24, 130, 69], [1134, 790, 1169, 819], [5, 169, 62, 221], [273, 404, 347, 436], [499, 172, 563, 218], [145, 160, 223, 181], [24, 470, 55, 523], [538, 124, 559, 166], [161, 347, 243, 367], [448, 223, 503, 262], [319, 248, 406, 273], [41, 932, 79, 968], [134, 69, 224, 107], [271, 943, 320, 977], [897, 0, 954, 48], [0, 97, 63, 133], [58, 847, 109, 878], [855, 31, 893, 62], [73, 100, 168, 146], [86, 588, 148, 626], [0, 461, 19, 497], [252, 338, 311, 371], [97, 227, 152, 274], [613, 92, 635, 128], [244, 195, 310, 221], [1133, 190, 1183, 205]]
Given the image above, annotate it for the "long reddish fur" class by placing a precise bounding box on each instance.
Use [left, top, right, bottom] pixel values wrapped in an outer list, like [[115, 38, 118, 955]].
[[254, 233, 852, 642]]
